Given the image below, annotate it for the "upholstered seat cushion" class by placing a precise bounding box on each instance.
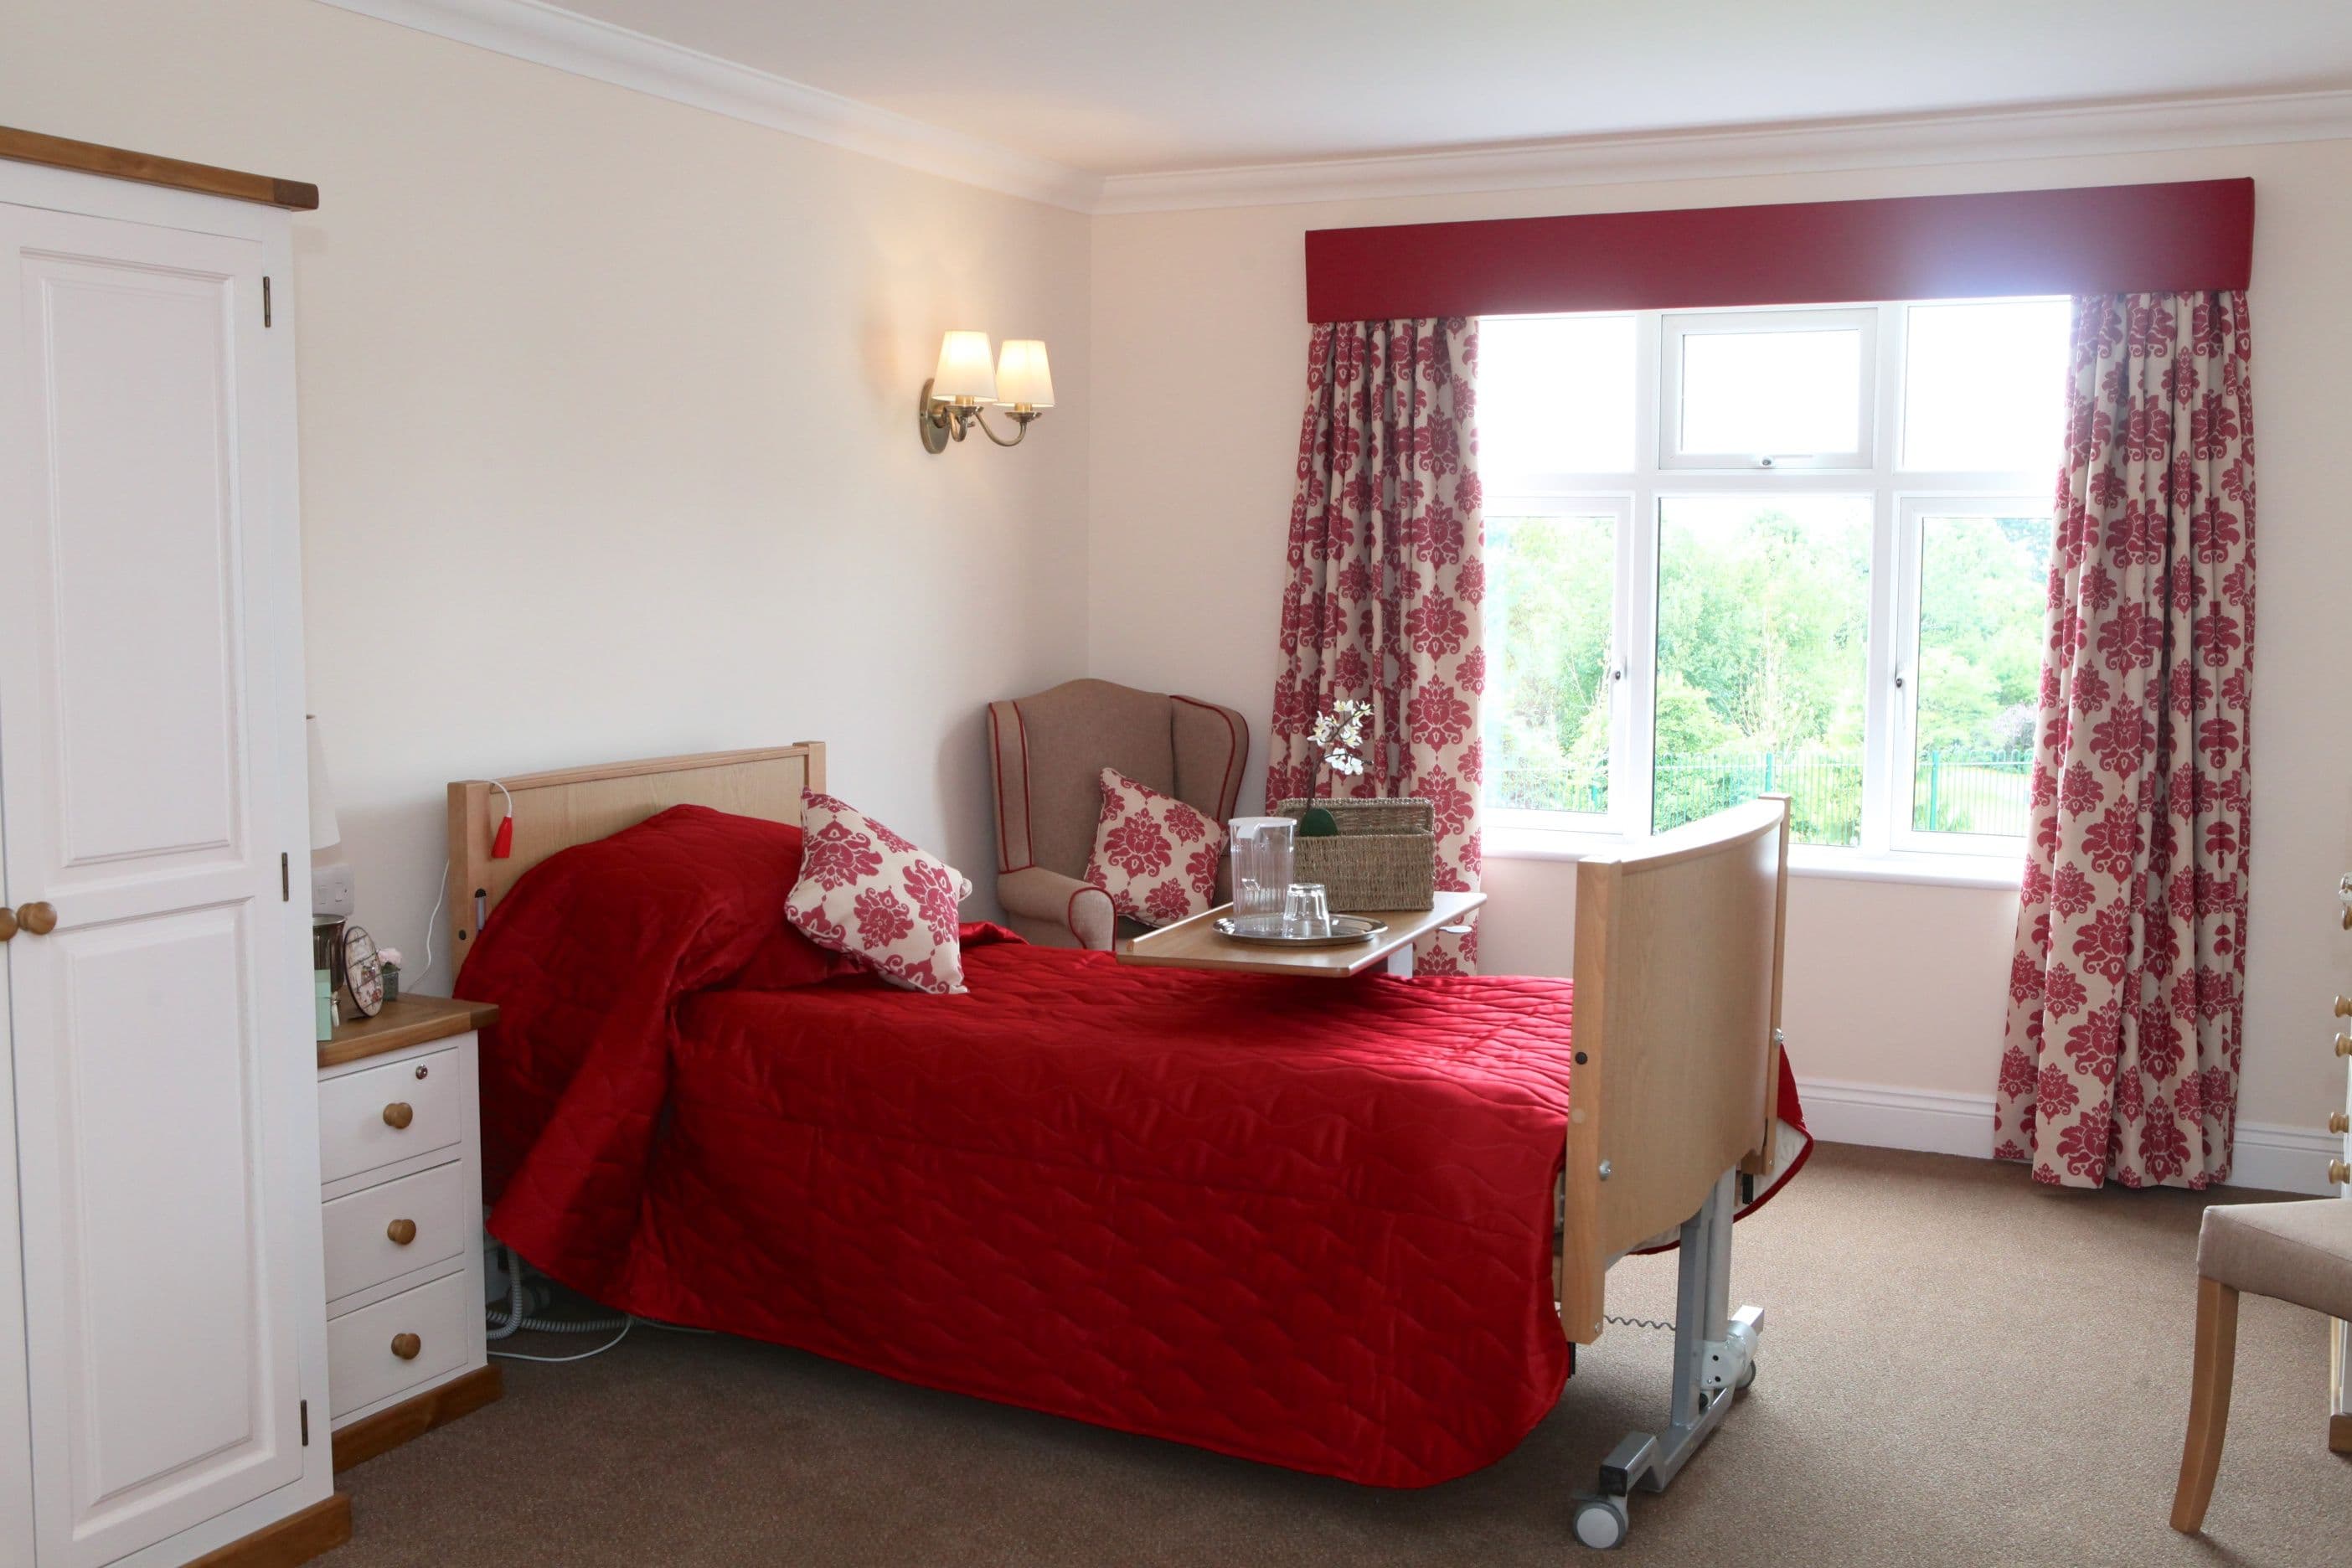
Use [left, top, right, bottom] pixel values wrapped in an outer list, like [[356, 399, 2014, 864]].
[[2197, 1199, 2352, 1318]]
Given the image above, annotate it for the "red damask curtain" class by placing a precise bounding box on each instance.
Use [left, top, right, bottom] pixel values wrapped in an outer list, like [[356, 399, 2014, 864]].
[[1996, 291, 2256, 1189], [1266, 317, 1483, 973]]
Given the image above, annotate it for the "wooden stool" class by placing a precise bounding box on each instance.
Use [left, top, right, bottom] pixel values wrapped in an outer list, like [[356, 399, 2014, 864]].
[[2172, 1198, 2352, 1532]]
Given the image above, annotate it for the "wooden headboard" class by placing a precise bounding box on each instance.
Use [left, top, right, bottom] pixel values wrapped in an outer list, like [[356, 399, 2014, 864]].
[[445, 744, 825, 962], [1558, 794, 1789, 1346]]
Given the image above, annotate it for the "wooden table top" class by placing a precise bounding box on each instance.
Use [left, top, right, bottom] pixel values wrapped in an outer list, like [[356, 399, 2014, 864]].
[[320, 993, 501, 1070], [1117, 890, 1487, 978]]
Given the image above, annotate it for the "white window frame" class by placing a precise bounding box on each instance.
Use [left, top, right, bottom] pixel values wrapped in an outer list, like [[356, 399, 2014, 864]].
[[1659, 307, 1879, 472], [1887, 493, 2055, 857], [1481, 298, 2063, 878]]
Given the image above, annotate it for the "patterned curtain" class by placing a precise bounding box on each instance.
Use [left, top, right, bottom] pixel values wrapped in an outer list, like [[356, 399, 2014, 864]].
[[1995, 291, 2256, 1189], [1266, 317, 1483, 974]]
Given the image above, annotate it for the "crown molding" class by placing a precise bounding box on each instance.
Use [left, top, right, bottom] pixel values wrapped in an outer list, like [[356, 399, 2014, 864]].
[[313, 0, 1104, 212], [1092, 89, 2352, 215], [303, 6, 2352, 220]]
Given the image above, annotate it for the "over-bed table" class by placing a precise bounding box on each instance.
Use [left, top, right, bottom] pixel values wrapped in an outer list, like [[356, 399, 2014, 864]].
[[447, 745, 1796, 1550]]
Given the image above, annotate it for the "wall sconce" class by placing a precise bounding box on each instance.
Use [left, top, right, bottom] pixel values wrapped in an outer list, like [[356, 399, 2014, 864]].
[[918, 331, 1053, 453]]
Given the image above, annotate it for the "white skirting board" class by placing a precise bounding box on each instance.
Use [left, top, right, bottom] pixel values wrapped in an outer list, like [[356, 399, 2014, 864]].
[[1796, 1076, 2338, 1196]]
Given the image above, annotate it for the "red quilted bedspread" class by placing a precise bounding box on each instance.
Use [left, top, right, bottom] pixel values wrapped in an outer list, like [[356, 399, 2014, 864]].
[[463, 807, 1798, 1487]]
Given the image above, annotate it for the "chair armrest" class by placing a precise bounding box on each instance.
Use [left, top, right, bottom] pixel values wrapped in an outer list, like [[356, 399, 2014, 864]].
[[998, 866, 1117, 951]]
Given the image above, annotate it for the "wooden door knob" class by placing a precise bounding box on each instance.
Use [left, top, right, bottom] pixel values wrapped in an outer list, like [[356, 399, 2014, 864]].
[[2329, 1113, 2349, 1136], [0, 908, 14, 942], [2337, 997, 2352, 1018], [13, 902, 55, 936], [2337, 1034, 2352, 1060], [2331, 1161, 2351, 1187], [385, 1218, 417, 1246], [381, 1102, 414, 1130], [389, 1333, 421, 1361]]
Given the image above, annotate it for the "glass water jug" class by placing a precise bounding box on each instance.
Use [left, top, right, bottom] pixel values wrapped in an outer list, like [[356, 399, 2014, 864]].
[[1226, 817, 1297, 936]]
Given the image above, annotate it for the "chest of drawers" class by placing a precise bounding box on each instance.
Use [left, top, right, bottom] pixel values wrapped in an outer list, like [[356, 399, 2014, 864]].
[[318, 995, 503, 1468]]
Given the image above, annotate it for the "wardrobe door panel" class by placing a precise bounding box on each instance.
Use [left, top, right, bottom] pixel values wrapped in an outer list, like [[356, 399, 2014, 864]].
[[0, 199, 308, 1568]]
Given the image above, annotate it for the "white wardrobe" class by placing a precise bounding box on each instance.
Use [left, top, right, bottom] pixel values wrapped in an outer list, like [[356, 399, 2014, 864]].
[[0, 149, 337, 1565]]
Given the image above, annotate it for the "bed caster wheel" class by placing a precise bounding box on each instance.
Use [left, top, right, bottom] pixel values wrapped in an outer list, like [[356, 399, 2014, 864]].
[[1736, 1358, 1758, 1392], [1572, 1494, 1628, 1550]]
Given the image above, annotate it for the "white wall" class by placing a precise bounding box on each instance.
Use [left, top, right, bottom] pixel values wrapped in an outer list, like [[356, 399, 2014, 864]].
[[3, 0, 1094, 991], [1088, 140, 2352, 1156]]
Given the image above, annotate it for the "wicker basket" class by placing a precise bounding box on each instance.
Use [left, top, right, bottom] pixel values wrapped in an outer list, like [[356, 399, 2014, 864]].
[[1273, 797, 1436, 912]]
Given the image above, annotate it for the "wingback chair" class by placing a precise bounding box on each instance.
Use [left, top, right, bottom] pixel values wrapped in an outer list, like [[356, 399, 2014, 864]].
[[987, 679, 1249, 949]]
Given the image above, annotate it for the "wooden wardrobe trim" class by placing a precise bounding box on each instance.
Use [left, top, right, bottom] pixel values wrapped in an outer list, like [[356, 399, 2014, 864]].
[[0, 126, 319, 210], [333, 1364, 503, 1473], [183, 1493, 352, 1568]]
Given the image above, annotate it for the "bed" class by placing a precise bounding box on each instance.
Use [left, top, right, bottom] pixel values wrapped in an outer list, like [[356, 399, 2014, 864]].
[[448, 745, 1805, 1546]]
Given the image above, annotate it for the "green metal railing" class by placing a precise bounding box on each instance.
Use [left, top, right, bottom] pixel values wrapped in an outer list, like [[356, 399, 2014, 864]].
[[1908, 747, 2033, 837], [1494, 747, 2034, 843]]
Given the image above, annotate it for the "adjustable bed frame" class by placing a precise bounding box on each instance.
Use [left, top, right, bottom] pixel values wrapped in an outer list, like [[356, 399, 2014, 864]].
[[446, 748, 1791, 1551]]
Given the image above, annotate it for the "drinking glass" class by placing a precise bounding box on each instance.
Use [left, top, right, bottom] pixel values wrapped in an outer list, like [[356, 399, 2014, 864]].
[[1283, 882, 1331, 938]]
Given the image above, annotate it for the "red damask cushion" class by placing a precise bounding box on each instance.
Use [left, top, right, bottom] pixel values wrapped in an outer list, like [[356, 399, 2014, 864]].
[[1082, 767, 1225, 928], [785, 789, 974, 994]]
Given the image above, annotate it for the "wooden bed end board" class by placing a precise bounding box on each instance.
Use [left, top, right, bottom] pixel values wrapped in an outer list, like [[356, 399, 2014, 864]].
[[446, 743, 825, 958], [1558, 795, 1791, 1346]]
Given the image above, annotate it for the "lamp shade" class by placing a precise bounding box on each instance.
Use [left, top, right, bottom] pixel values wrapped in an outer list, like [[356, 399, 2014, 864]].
[[305, 715, 342, 853], [994, 339, 1055, 409], [931, 331, 998, 402]]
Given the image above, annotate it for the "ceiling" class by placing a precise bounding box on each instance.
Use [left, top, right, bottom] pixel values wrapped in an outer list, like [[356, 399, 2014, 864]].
[[554, 0, 2352, 177]]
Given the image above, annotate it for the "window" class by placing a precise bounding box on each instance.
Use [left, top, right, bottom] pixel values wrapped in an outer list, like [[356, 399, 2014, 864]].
[[1481, 298, 2067, 859], [1663, 311, 1875, 470]]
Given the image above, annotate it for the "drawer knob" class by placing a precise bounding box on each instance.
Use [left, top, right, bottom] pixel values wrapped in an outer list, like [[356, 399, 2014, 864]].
[[382, 1101, 414, 1130], [2331, 1113, 2350, 1136], [2338, 997, 2352, 1019], [389, 1333, 421, 1361], [386, 1218, 417, 1246], [2332, 1161, 2351, 1187]]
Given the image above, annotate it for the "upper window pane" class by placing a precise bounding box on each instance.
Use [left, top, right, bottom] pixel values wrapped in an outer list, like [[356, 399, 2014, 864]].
[[1654, 495, 1873, 847], [1479, 315, 1636, 479], [1486, 509, 1617, 818], [1901, 300, 2072, 472], [1675, 322, 1864, 461]]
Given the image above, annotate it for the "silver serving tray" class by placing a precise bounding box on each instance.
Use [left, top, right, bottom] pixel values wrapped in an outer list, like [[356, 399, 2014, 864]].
[[1213, 914, 1389, 948]]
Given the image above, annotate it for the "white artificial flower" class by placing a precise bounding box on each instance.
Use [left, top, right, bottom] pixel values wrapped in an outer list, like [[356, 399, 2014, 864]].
[[1312, 699, 1370, 780]]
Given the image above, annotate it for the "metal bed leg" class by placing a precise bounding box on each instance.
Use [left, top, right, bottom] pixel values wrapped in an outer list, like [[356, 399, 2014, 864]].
[[1571, 1171, 1764, 1550]]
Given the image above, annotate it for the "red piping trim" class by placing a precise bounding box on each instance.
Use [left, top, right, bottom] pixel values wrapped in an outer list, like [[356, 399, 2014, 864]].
[[1014, 703, 1035, 869], [988, 704, 1010, 873], [1172, 694, 1243, 818], [1067, 883, 1111, 946]]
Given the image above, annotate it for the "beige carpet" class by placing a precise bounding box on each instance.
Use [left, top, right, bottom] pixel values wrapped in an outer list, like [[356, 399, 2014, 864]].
[[328, 1144, 2347, 1566]]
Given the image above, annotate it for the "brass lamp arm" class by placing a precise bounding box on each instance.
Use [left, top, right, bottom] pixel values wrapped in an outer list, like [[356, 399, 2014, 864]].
[[970, 406, 1037, 447]]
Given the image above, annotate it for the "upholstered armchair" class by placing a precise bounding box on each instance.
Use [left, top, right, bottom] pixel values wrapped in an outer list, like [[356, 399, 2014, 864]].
[[987, 679, 1249, 949]]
